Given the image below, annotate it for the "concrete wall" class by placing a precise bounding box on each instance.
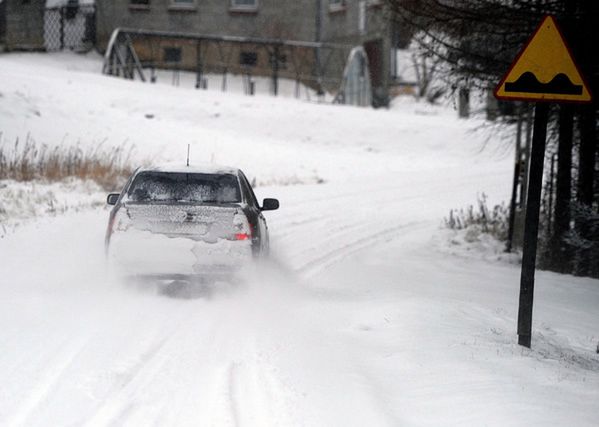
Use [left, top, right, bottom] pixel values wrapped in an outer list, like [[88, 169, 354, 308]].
[[97, 0, 318, 49], [4, 0, 46, 50], [97, 0, 395, 105]]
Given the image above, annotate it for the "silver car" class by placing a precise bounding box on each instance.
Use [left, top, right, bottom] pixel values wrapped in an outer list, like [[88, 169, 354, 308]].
[[105, 164, 279, 280]]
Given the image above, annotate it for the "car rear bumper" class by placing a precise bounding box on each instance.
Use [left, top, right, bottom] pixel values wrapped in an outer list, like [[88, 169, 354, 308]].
[[107, 229, 252, 277]]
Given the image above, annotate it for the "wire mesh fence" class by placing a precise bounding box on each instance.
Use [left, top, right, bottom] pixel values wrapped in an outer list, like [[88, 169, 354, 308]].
[[44, 4, 95, 52], [0, 1, 6, 47]]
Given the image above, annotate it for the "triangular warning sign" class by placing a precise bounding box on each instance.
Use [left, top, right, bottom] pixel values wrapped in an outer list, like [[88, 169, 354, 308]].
[[495, 15, 591, 103]]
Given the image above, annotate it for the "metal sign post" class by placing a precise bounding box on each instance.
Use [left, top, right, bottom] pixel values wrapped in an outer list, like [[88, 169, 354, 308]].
[[516, 103, 548, 348], [495, 15, 592, 348]]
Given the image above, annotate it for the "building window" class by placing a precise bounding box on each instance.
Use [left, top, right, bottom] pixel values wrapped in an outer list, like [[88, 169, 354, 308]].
[[164, 47, 182, 63], [269, 53, 287, 70], [240, 51, 258, 67], [169, 0, 196, 9], [329, 0, 346, 12], [130, 0, 150, 9], [359, 1, 366, 33], [230, 0, 258, 12]]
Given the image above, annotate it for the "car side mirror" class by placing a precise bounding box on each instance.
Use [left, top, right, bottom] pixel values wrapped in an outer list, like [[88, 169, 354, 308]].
[[107, 193, 120, 206], [261, 198, 279, 211]]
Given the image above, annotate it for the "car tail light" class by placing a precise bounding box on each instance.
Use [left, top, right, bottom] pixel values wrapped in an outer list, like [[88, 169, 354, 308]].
[[231, 212, 252, 241]]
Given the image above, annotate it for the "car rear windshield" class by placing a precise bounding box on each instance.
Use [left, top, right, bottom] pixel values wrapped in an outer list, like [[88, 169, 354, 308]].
[[127, 172, 242, 203]]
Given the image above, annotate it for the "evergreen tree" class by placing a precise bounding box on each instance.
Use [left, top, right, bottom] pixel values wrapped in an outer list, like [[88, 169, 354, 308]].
[[386, 0, 599, 277]]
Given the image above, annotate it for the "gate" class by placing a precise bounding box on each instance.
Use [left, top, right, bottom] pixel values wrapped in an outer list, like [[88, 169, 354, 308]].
[[0, 1, 5, 49], [45, 3, 96, 52]]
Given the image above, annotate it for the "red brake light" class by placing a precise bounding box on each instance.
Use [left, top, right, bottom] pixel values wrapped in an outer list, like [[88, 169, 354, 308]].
[[235, 233, 250, 241]]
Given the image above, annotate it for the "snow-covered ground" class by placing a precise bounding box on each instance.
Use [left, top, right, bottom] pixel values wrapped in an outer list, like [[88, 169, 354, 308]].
[[0, 179, 104, 236], [0, 53, 598, 426]]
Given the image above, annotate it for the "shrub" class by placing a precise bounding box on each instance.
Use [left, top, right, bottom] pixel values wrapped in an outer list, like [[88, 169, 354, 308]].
[[445, 193, 510, 242], [0, 134, 134, 191]]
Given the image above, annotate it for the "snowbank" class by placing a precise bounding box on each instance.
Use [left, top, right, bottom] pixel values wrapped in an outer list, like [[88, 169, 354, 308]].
[[0, 178, 104, 236]]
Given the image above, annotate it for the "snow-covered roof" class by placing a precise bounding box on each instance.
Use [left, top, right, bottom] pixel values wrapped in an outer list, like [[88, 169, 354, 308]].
[[46, 0, 95, 7], [137, 163, 241, 176]]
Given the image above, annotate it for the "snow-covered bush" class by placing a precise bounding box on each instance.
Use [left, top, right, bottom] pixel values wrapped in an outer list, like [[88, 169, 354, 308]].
[[445, 193, 510, 243], [0, 178, 105, 237]]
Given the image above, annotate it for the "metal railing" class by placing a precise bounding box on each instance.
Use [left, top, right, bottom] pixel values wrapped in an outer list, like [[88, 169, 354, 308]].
[[102, 28, 354, 98]]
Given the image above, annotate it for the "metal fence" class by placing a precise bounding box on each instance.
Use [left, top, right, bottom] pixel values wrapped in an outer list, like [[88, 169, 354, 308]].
[[0, 1, 6, 48], [102, 28, 355, 100], [45, 4, 96, 52]]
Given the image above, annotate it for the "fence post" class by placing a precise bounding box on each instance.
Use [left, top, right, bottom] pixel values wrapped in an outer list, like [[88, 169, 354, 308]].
[[295, 77, 301, 98], [271, 45, 279, 96], [195, 41, 204, 89], [59, 7, 65, 50], [315, 46, 324, 98]]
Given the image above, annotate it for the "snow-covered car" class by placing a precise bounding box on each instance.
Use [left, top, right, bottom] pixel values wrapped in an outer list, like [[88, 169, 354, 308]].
[[105, 164, 279, 279]]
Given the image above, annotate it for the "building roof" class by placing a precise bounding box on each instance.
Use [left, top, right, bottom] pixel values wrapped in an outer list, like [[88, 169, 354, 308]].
[[46, 0, 95, 7]]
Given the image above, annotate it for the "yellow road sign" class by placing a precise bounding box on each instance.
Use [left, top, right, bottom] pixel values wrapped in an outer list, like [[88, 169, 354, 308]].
[[495, 15, 591, 103]]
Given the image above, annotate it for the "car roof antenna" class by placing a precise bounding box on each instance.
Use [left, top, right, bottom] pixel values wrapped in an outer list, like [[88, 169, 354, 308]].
[[186, 144, 190, 167]]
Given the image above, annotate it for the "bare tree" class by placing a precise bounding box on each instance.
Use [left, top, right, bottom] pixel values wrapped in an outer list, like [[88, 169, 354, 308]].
[[385, 0, 599, 278]]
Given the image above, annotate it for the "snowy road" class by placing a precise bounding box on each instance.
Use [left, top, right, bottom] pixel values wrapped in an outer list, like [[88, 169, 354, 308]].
[[1, 53, 598, 426], [2, 172, 598, 426], [0, 172, 448, 426]]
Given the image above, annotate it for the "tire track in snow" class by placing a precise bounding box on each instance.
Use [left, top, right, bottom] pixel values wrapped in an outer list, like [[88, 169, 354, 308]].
[[85, 348, 177, 426], [7, 337, 90, 427], [268, 182, 433, 277], [226, 362, 242, 427], [295, 221, 426, 277], [84, 304, 205, 427], [85, 334, 172, 426], [224, 357, 297, 427], [82, 296, 300, 426], [210, 320, 298, 427]]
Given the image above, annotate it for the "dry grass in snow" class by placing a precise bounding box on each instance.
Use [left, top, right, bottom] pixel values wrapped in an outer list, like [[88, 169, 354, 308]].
[[0, 134, 134, 191]]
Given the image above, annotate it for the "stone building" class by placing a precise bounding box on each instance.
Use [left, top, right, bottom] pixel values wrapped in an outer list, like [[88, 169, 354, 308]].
[[96, 0, 406, 105], [0, 0, 46, 51]]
